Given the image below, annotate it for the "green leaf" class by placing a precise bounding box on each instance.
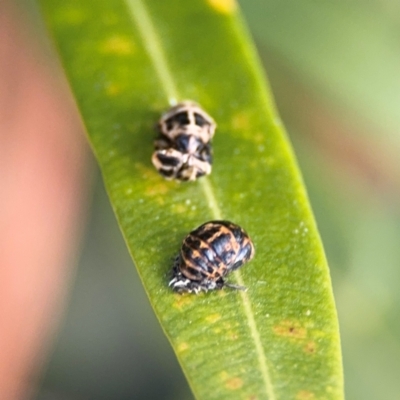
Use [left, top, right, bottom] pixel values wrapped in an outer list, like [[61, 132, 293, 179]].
[[39, 0, 344, 399]]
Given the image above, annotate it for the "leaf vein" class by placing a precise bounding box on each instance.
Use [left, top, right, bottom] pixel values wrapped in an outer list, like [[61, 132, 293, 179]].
[[126, 0, 178, 104]]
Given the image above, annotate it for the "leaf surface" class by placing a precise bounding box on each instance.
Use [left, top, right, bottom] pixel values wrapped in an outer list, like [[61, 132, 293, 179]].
[[39, 1, 344, 399]]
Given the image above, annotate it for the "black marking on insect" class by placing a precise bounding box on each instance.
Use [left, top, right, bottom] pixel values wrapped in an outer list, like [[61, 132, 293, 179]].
[[158, 101, 216, 144], [169, 220, 255, 294], [151, 144, 212, 181], [152, 101, 216, 182]]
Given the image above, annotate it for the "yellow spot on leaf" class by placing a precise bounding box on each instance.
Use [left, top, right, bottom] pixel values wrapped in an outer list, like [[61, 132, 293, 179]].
[[232, 111, 251, 131], [250, 160, 258, 169], [220, 371, 229, 380], [206, 313, 221, 323], [227, 330, 238, 340], [223, 322, 232, 329], [177, 342, 189, 353], [296, 390, 315, 400], [253, 132, 264, 144], [262, 156, 276, 167], [274, 320, 307, 340], [133, 163, 171, 202], [171, 203, 187, 214], [100, 36, 135, 55], [207, 0, 237, 14], [145, 182, 170, 198], [105, 83, 121, 96], [173, 293, 193, 310], [326, 385, 334, 393]]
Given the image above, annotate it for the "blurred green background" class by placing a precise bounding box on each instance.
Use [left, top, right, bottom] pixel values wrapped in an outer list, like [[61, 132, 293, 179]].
[[33, 0, 400, 399]]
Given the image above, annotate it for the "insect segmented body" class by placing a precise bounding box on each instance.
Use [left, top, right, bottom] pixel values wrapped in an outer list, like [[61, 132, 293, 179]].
[[152, 147, 212, 181], [152, 101, 216, 181], [169, 220, 255, 294]]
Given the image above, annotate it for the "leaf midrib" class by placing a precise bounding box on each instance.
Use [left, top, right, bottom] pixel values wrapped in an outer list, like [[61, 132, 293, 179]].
[[125, 0, 276, 398]]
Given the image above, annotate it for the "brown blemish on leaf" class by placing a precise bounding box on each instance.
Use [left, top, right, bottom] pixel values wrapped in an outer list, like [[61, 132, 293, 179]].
[[274, 320, 307, 340], [296, 390, 315, 400], [247, 396, 257, 400], [225, 377, 243, 390], [304, 341, 317, 354], [220, 371, 243, 390]]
